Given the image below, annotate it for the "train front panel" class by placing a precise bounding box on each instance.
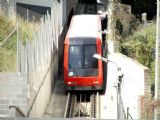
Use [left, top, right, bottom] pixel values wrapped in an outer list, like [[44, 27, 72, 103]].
[[64, 37, 103, 91]]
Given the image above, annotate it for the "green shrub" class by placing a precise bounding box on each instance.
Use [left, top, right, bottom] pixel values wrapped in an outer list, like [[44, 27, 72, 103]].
[[120, 22, 156, 83], [0, 14, 14, 42], [0, 14, 38, 72], [0, 33, 17, 72]]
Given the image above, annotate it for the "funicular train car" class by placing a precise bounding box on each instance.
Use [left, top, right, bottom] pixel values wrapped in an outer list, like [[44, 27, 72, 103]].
[[64, 15, 106, 91]]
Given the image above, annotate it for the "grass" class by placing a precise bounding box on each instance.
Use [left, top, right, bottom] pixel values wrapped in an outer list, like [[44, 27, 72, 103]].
[[0, 34, 17, 72], [0, 12, 39, 72], [0, 14, 15, 43], [0, 13, 16, 72]]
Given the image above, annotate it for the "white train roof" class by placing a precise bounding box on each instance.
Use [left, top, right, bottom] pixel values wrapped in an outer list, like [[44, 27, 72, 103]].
[[67, 15, 102, 38]]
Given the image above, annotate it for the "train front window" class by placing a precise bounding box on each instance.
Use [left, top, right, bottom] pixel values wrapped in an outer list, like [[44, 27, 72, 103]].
[[68, 45, 98, 77], [84, 45, 98, 68], [69, 46, 83, 69]]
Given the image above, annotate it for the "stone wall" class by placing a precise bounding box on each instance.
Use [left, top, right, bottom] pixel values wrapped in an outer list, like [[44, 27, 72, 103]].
[[0, 73, 27, 117]]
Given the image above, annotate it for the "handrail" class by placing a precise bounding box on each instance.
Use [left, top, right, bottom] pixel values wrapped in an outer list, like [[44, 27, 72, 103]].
[[27, 50, 58, 116], [0, 28, 17, 49], [119, 95, 127, 119], [9, 105, 26, 117], [127, 107, 134, 120]]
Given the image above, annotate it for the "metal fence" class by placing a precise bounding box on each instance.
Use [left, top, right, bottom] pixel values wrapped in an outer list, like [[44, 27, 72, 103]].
[[17, 10, 59, 73], [17, 9, 59, 82], [0, 0, 74, 116], [16, 7, 60, 115], [0, 28, 17, 48]]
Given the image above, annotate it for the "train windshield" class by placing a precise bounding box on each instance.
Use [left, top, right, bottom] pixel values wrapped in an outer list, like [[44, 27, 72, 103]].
[[68, 45, 98, 77]]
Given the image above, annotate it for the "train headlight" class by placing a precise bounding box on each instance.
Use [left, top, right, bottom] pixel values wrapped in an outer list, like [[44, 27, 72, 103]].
[[68, 72, 73, 76], [93, 81, 98, 84], [68, 82, 71, 85], [68, 82, 77, 85]]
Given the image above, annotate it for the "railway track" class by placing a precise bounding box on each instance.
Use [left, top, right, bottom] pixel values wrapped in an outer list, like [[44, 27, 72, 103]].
[[64, 92, 100, 118]]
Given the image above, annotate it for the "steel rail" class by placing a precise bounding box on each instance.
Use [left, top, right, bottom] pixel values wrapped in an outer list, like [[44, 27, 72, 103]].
[[96, 92, 100, 119], [64, 92, 100, 118]]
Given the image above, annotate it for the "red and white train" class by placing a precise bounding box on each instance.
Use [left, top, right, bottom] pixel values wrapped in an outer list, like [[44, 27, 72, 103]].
[[64, 15, 106, 91]]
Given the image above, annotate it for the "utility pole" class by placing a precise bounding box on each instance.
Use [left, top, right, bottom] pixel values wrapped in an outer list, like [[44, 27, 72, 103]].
[[155, 0, 160, 119]]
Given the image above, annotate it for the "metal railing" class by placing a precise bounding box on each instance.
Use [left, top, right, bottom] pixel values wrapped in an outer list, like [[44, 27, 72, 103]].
[[127, 107, 134, 120], [9, 105, 26, 117], [0, 28, 17, 49]]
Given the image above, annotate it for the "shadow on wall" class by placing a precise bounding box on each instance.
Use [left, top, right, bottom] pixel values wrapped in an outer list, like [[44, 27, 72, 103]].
[[58, 18, 71, 77], [58, 0, 77, 76]]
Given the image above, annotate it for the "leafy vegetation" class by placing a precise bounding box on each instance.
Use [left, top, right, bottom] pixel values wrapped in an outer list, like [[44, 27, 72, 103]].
[[0, 13, 16, 72], [120, 22, 156, 83], [0, 14, 14, 43], [0, 34, 17, 72], [18, 18, 39, 44], [113, 3, 156, 118], [112, 2, 156, 83], [0, 13, 39, 72]]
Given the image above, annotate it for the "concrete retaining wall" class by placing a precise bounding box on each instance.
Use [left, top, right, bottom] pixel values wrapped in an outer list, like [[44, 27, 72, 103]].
[[108, 53, 151, 119], [0, 73, 27, 117], [28, 56, 56, 117], [0, 0, 77, 118]]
